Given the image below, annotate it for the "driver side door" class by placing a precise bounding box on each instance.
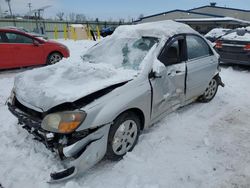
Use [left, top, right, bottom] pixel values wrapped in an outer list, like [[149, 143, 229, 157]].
[[5, 32, 44, 67], [150, 35, 187, 121]]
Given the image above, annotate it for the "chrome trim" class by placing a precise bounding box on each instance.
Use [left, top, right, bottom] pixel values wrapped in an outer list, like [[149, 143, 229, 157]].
[[222, 43, 245, 47]]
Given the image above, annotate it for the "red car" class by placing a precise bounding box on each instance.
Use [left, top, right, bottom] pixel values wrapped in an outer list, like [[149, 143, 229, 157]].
[[0, 28, 70, 70]]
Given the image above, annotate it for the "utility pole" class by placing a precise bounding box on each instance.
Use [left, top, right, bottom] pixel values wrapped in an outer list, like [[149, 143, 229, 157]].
[[0, 2, 2, 18], [28, 3, 32, 19], [5, 0, 13, 17], [28, 3, 32, 13]]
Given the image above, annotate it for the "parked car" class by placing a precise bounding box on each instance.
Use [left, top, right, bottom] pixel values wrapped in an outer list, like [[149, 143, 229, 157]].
[[205, 28, 231, 42], [2, 26, 48, 40], [8, 20, 224, 182], [0, 28, 69, 70], [215, 27, 250, 65], [101, 26, 116, 37]]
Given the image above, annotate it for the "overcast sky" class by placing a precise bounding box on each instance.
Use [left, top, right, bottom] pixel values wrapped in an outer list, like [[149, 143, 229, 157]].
[[0, 0, 250, 20]]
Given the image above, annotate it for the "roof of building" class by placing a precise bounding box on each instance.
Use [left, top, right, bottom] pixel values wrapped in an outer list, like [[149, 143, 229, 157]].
[[189, 5, 250, 13], [175, 17, 250, 24], [136, 5, 250, 23], [136, 9, 224, 22]]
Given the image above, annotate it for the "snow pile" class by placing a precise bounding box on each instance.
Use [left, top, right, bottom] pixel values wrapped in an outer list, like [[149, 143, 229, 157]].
[[205, 28, 231, 38], [1, 39, 250, 188]]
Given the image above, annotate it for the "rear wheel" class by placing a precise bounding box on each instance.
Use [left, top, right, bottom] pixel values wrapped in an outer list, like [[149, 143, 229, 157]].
[[199, 78, 218, 102], [106, 112, 140, 160], [47, 52, 62, 65]]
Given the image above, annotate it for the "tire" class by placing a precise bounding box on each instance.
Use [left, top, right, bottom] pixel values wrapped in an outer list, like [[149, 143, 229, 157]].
[[47, 52, 62, 65], [199, 78, 219, 103], [106, 112, 141, 161]]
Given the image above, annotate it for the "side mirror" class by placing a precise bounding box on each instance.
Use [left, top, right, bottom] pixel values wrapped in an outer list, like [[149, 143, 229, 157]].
[[149, 71, 162, 79], [33, 40, 40, 46], [149, 64, 165, 79]]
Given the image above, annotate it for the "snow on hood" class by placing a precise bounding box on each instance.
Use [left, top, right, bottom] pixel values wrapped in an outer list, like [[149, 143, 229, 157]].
[[14, 61, 137, 112]]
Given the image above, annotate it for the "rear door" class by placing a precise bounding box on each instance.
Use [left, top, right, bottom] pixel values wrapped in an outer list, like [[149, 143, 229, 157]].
[[0, 32, 14, 69], [185, 34, 218, 101], [5, 32, 44, 67], [151, 35, 187, 120]]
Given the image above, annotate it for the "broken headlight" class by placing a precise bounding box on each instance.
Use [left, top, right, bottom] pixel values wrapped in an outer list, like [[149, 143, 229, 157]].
[[41, 111, 87, 134]]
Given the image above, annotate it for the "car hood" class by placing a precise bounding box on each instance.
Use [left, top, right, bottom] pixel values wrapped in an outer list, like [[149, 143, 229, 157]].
[[14, 61, 138, 112]]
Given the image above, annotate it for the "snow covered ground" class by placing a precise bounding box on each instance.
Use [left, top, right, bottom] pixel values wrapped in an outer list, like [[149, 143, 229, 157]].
[[1, 39, 250, 188]]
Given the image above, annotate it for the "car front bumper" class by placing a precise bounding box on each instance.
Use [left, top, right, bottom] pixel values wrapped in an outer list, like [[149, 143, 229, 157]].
[[8, 102, 111, 182]]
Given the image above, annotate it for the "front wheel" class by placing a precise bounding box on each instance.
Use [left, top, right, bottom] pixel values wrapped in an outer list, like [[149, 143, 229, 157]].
[[47, 52, 62, 65], [199, 78, 218, 103], [106, 112, 140, 161]]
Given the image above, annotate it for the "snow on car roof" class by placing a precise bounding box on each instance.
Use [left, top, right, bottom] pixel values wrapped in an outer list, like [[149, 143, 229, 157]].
[[113, 20, 197, 39], [205, 28, 231, 38], [221, 27, 250, 41]]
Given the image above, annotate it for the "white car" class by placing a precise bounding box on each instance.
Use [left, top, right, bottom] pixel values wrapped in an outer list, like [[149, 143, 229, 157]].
[[8, 20, 224, 182], [205, 28, 231, 42]]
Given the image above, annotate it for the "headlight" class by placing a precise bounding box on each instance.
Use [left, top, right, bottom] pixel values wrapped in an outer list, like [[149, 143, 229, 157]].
[[7, 88, 15, 105], [41, 111, 87, 134]]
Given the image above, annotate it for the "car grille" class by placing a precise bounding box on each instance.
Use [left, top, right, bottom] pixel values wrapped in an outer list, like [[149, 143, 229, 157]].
[[14, 97, 44, 120]]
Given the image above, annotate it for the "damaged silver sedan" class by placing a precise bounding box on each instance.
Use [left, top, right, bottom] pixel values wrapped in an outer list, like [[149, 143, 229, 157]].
[[7, 20, 224, 182]]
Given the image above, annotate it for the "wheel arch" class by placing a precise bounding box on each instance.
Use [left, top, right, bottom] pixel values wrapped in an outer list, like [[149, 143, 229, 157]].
[[46, 51, 63, 64], [115, 108, 145, 131], [47, 51, 63, 58]]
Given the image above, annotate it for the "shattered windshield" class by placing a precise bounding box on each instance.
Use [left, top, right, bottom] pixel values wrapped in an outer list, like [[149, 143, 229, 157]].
[[82, 36, 159, 70]]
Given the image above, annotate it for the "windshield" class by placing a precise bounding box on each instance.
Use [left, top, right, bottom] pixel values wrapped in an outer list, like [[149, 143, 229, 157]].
[[82, 36, 159, 70]]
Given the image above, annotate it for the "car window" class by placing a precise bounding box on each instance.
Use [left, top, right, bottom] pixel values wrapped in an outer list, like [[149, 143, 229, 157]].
[[0, 33, 3, 43], [186, 35, 212, 60], [158, 38, 185, 66], [5, 32, 33, 44], [82, 36, 159, 70]]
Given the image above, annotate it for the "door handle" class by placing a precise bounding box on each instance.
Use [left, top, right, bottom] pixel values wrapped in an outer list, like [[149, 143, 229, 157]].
[[168, 70, 182, 76]]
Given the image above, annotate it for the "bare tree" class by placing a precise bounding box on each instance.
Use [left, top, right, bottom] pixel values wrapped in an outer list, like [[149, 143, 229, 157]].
[[69, 13, 76, 21], [76, 14, 86, 22], [5, 0, 13, 17], [56, 12, 64, 21], [138, 14, 144, 20]]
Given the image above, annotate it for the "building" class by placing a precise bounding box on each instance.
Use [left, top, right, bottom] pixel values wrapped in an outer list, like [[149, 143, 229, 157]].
[[135, 3, 250, 34]]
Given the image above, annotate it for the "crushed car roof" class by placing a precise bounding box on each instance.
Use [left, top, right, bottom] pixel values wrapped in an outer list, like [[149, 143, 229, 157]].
[[113, 20, 197, 39]]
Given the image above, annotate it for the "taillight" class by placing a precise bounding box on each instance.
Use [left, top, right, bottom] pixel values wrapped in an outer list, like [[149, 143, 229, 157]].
[[244, 44, 250, 51], [215, 41, 222, 49]]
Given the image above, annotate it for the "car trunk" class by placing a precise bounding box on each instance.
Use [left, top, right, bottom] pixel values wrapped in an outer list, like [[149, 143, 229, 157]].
[[216, 40, 250, 63]]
